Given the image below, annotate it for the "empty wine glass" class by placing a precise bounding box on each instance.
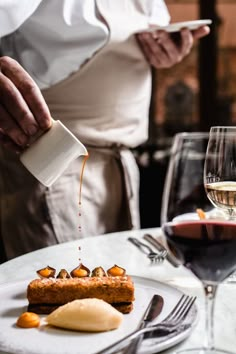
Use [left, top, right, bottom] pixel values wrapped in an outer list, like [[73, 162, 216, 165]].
[[161, 132, 236, 354], [204, 126, 236, 220], [161, 132, 214, 224]]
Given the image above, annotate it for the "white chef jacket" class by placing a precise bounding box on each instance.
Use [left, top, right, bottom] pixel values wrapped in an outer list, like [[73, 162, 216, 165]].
[[0, 0, 171, 260], [0, 0, 170, 89]]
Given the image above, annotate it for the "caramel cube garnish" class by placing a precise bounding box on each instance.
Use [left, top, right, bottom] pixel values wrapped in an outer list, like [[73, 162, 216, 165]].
[[107, 264, 126, 277], [70, 263, 90, 277], [91, 266, 107, 277], [37, 266, 56, 279]]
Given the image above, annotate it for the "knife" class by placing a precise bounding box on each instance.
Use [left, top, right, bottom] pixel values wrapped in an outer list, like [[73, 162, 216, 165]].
[[122, 294, 164, 354], [143, 233, 181, 268], [95, 294, 164, 354]]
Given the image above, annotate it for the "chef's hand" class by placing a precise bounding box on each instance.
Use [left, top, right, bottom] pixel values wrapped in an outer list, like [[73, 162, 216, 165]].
[[0, 56, 52, 152], [136, 25, 210, 69]]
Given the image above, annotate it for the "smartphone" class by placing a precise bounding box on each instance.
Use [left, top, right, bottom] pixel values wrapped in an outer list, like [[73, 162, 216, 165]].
[[143, 19, 212, 34]]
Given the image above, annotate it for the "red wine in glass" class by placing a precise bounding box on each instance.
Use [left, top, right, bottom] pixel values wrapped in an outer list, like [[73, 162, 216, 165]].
[[162, 220, 236, 354], [163, 220, 236, 284]]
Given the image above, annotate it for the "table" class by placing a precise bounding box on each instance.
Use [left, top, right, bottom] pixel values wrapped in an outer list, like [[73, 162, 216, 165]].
[[0, 227, 235, 353]]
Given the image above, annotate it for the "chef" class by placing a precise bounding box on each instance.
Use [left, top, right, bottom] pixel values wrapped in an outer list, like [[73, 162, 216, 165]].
[[0, 0, 210, 260]]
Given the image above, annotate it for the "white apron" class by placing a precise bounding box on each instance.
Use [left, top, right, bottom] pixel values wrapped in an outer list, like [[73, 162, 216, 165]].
[[0, 0, 152, 260]]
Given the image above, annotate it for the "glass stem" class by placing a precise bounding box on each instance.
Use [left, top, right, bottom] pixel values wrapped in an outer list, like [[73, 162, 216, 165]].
[[203, 283, 218, 350]]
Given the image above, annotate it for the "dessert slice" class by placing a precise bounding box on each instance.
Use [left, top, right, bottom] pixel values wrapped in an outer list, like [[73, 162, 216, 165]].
[[27, 265, 135, 314]]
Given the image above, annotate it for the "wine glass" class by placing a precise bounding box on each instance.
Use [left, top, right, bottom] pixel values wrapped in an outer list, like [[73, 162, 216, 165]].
[[204, 126, 236, 220], [161, 132, 236, 354], [161, 132, 214, 225]]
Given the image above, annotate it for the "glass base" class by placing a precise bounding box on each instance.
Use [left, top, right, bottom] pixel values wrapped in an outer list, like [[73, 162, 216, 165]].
[[175, 348, 235, 354]]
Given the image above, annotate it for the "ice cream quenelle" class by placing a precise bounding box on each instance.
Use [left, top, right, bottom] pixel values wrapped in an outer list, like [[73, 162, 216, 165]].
[[45, 298, 123, 332]]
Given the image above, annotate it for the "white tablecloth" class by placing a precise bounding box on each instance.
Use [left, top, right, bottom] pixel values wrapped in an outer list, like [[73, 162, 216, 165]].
[[0, 228, 235, 353]]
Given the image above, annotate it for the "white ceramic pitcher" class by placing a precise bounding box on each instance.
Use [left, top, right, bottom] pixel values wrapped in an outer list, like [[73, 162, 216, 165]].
[[20, 119, 88, 187]]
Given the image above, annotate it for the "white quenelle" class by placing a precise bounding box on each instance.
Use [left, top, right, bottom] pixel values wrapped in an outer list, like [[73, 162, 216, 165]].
[[46, 298, 123, 332], [20, 119, 88, 187]]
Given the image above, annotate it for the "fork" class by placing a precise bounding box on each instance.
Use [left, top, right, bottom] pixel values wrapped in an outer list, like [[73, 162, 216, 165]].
[[143, 233, 181, 268], [128, 237, 167, 264], [95, 294, 196, 354]]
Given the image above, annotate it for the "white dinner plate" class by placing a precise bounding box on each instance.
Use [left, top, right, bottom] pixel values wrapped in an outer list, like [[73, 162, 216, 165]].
[[0, 276, 198, 354], [140, 19, 212, 33]]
